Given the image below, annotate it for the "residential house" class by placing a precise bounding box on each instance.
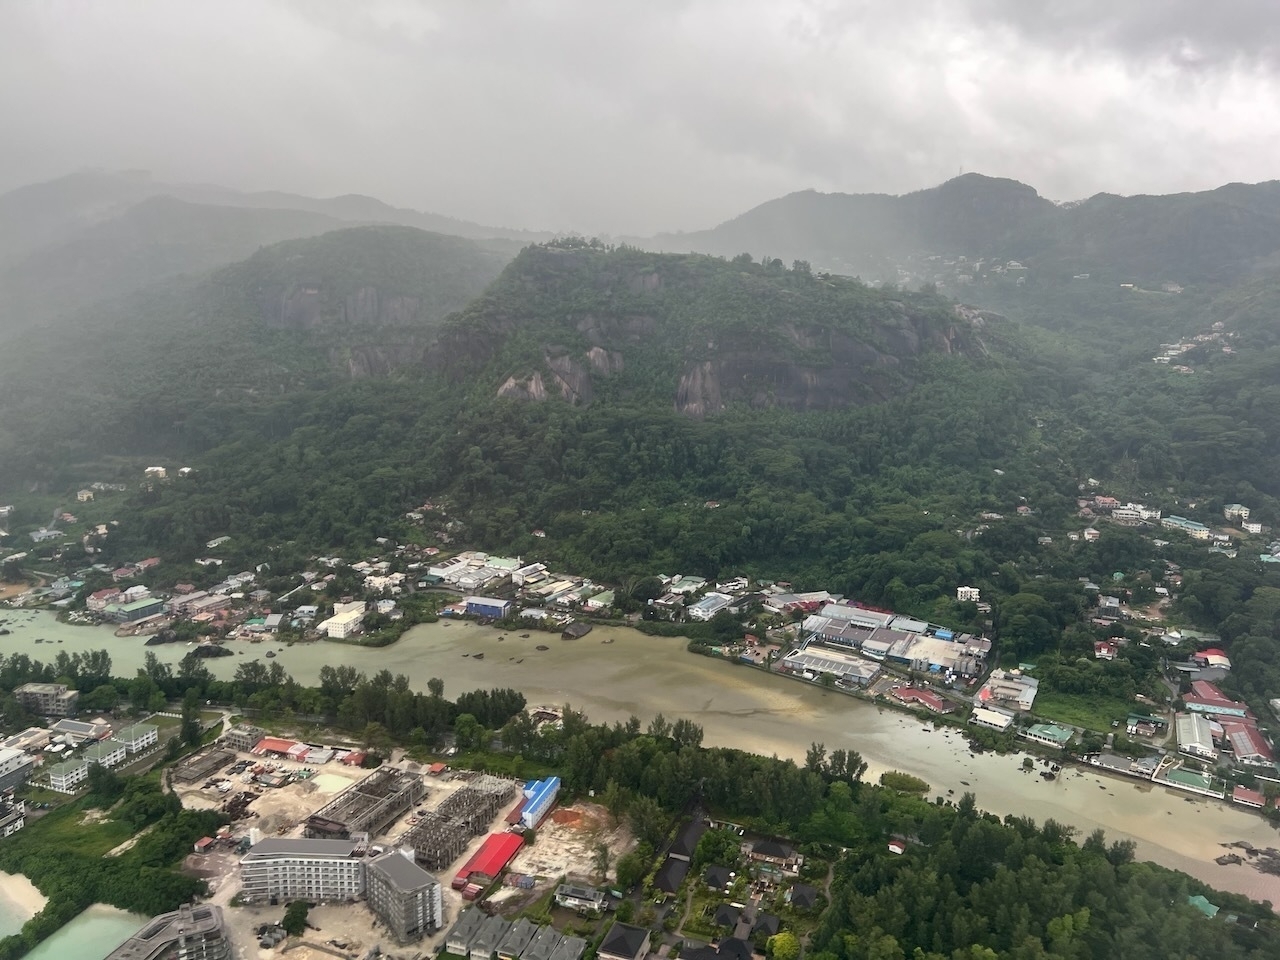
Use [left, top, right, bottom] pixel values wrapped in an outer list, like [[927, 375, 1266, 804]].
[[1094, 640, 1119, 661], [597, 923, 649, 960], [1224, 504, 1250, 521], [704, 865, 732, 890], [787, 883, 818, 910], [497, 918, 539, 960], [653, 856, 690, 894], [746, 839, 802, 874], [1083, 527, 1100, 542], [669, 819, 707, 861], [87, 588, 122, 611], [76, 489, 94, 502], [468, 915, 511, 960], [555, 883, 607, 913]]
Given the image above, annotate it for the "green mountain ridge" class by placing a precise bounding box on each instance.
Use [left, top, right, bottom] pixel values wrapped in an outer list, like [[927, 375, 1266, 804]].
[[427, 242, 986, 415], [0, 170, 550, 269], [648, 173, 1280, 286], [0, 225, 518, 480], [0, 196, 354, 332]]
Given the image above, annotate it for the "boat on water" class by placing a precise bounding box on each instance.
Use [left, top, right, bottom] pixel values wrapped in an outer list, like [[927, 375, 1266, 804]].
[[266, 651, 276, 658], [473, 652, 485, 660]]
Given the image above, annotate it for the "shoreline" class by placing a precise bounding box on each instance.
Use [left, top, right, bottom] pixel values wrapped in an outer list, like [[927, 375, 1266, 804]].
[[0, 871, 47, 926]]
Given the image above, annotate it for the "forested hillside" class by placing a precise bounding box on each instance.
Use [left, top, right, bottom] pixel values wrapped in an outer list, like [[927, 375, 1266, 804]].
[[651, 173, 1280, 287], [0, 197, 352, 332], [7, 177, 1280, 715], [428, 241, 983, 413], [0, 226, 517, 482], [0, 169, 546, 267]]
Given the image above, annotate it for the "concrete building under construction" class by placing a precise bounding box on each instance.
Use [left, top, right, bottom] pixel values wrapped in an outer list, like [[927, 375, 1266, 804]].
[[105, 903, 231, 960], [305, 767, 427, 840], [398, 774, 516, 870]]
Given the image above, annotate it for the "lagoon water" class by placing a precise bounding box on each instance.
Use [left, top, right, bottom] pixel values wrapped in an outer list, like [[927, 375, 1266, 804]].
[[23, 904, 147, 960], [6, 609, 1280, 902]]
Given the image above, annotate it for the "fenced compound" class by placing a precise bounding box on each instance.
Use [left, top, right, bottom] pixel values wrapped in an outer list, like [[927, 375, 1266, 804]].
[[304, 766, 427, 839]]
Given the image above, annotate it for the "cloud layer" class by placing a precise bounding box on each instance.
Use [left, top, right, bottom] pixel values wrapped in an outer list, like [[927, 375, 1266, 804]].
[[2, 0, 1278, 233]]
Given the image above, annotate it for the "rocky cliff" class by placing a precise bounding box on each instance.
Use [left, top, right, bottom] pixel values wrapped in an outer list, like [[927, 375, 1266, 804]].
[[429, 242, 981, 415]]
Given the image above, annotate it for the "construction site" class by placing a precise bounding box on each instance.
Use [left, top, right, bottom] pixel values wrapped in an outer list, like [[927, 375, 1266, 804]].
[[167, 732, 634, 959], [396, 773, 517, 869], [304, 766, 428, 839]]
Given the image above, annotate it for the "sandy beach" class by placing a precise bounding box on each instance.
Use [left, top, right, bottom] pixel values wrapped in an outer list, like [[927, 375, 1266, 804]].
[[0, 871, 46, 931]]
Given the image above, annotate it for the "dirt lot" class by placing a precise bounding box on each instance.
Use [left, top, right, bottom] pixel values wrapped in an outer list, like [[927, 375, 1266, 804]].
[[508, 802, 633, 885], [173, 752, 371, 837]]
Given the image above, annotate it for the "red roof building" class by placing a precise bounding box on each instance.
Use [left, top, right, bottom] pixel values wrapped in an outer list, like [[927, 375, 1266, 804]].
[[505, 797, 528, 825], [454, 832, 524, 887], [1232, 786, 1267, 809], [1094, 640, 1120, 661], [252, 737, 298, 756], [1221, 722, 1274, 765], [342, 751, 367, 766], [891, 687, 955, 714], [428, 762, 447, 775]]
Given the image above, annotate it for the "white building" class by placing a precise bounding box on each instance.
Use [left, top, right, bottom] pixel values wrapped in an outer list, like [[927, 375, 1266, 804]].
[[76, 490, 94, 502], [83, 741, 127, 768], [0, 748, 33, 792], [978, 670, 1039, 711], [112, 723, 159, 754], [318, 609, 365, 639], [47, 759, 89, 793], [969, 707, 1015, 732], [239, 838, 366, 902], [686, 592, 733, 621], [1176, 712, 1216, 761], [1224, 504, 1250, 521], [144, 466, 167, 479], [956, 586, 981, 603]]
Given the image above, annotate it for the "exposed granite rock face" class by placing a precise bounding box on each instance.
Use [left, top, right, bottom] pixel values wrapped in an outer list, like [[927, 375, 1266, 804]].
[[432, 244, 984, 415], [265, 283, 323, 330], [673, 315, 967, 417], [342, 286, 421, 327], [498, 371, 549, 401]]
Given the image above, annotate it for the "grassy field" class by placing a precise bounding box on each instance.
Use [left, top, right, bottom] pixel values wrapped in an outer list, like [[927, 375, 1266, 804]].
[[1033, 691, 1132, 733], [18, 800, 135, 857]]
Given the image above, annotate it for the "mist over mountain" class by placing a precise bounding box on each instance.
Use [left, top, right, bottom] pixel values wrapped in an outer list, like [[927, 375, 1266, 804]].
[[648, 173, 1280, 287]]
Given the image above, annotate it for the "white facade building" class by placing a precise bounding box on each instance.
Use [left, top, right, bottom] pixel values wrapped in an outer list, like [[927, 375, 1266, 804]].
[[48, 759, 89, 793], [318, 609, 365, 639], [239, 838, 366, 902]]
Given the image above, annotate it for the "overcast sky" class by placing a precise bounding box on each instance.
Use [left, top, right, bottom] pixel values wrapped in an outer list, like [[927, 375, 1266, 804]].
[[2, 0, 1279, 235]]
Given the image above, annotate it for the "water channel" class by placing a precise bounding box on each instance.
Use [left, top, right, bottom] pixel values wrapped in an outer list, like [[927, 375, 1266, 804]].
[[4, 609, 1279, 903]]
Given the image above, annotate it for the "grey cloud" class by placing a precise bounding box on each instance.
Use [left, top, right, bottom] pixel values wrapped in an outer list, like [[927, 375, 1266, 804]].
[[0, 0, 1278, 235]]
